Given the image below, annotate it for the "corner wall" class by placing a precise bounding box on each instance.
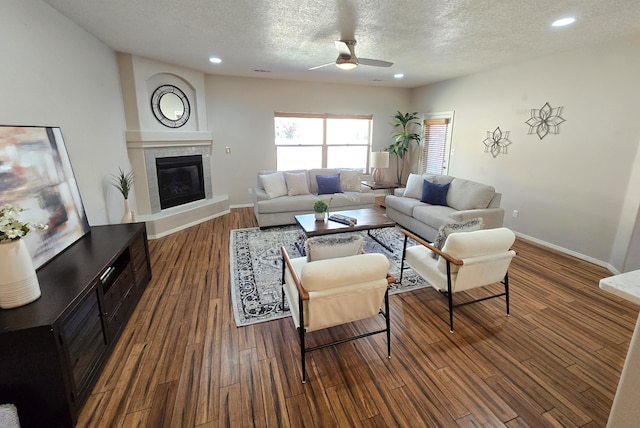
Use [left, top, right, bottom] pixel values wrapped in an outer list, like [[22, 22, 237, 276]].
[[411, 34, 640, 269], [1, 0, 130, 225]]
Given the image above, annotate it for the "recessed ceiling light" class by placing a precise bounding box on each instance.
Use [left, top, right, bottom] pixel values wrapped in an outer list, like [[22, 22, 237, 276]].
[[552, 17, 576, 27], [209, 57, 222, 64], [394, 73, 404, 79]]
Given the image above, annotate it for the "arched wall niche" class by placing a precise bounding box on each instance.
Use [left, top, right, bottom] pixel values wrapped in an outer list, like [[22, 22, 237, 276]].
[[146, 73, 198, 131]]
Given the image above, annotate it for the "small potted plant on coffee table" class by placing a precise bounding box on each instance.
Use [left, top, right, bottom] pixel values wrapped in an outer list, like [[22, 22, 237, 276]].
[[313, 199, 328, 221]]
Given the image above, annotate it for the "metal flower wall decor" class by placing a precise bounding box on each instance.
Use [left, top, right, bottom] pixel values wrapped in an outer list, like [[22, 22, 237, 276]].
[[525, 102, 565, 139], [483, 127, 512, 158]]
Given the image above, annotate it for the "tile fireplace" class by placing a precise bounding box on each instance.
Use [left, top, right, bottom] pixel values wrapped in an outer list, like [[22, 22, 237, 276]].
[[126, 134, 229, 238], [156, 154, 205, 210]]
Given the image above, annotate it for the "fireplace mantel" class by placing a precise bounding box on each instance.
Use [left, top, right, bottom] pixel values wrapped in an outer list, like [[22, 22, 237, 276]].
[[126, 130, 213, 143]]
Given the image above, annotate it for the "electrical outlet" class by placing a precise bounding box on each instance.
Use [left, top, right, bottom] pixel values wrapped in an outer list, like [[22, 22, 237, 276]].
[[512, 210, 519, 218], [248, 188, 253, 195], [225, 146, 231, 154]]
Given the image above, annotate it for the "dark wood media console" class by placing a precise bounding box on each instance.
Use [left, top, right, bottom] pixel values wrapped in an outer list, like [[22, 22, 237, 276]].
[[0, 223, 151, 427]]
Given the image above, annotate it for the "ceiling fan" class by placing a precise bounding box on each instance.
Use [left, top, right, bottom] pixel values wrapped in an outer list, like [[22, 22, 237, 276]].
[[309, 40, 393, 71]]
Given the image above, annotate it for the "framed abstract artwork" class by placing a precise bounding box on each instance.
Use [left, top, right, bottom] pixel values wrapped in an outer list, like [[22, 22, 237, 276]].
[[0, 126, 90, 269]]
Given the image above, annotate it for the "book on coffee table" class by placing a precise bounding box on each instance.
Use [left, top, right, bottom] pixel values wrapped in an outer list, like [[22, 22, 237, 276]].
[[328, 213, 358, 226]]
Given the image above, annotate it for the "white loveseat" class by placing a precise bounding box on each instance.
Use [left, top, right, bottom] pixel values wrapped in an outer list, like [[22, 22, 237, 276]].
[[385, 173, 504, 242], [252, 168, 376, 228]]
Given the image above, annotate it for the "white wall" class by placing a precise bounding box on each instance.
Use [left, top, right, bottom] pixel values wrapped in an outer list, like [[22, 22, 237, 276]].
[[205, 76, 411, 205], [411, 34, 640, 269], [1, 0, 129, 225]]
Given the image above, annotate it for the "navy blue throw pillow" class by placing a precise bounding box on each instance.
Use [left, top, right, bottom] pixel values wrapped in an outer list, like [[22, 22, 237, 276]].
[[421, 180, 449, 206], [316, 174, 343, 194]]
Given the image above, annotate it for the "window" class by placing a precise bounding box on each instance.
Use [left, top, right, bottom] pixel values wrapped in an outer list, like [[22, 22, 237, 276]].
[[422, 112, 454, 175], [274, 113, 372, 171]]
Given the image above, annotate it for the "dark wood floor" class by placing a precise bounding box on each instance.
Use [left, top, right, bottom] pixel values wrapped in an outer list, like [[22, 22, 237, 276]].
[[77, 207, 638, 427]]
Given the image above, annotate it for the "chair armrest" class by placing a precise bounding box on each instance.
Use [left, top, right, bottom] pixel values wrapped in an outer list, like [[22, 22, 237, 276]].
[[280, 246, 309, 300], [401, 229, 463, 266], [450, 207, 505, 229], [359, 184, 373, 193]]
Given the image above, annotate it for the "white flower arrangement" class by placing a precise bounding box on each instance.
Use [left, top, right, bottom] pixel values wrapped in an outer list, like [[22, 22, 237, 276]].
[[0, 204, 48, 243]]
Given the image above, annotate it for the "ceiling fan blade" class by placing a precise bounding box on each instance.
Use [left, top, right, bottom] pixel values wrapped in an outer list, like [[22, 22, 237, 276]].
[[308, 62, 335, 71], [335, 40, 353, 57], [358, 58, 393, 68]]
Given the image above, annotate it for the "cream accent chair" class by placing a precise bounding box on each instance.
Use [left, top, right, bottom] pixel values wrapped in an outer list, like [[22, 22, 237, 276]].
[[400, 227, 516, 332], [280, 240, 392, 383]]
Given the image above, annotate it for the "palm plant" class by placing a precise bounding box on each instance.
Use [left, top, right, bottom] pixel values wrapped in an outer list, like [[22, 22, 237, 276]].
[[111, 167, 134, 199], [385, 111, 422, 185]]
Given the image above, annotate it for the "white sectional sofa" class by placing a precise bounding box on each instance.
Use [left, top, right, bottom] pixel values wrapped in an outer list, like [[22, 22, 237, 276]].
[[252, 168, 375, 228], [385, 173, 504, 242]]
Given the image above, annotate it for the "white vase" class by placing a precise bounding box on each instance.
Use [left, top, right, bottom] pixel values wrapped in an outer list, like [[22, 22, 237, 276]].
[[0, 239, 41, 309], [315, 212, 326, 221], [121, 198, 134, 223]]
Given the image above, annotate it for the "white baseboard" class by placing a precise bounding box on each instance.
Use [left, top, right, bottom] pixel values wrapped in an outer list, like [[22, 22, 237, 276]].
[[146, 210, 230, 239], [514, 231, 619, 275], [231, 203, 254, 209]]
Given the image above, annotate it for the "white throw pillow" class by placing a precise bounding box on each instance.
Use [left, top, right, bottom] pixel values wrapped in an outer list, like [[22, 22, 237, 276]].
[[284, 172, 310, 196], [304, 234, 364, 262], [404, 173, 424, 199], [260, 172, 287, 199], [340, 170, 361, 192]]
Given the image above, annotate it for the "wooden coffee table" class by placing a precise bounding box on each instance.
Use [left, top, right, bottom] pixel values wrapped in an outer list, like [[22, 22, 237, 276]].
[[295, 208, 396, 252]]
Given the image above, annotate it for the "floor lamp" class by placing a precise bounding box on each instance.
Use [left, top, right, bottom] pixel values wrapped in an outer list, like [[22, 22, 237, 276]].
[[370, 151, 390, 184]]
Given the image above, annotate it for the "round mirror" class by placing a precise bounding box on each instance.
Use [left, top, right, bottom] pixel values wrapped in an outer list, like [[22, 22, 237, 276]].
[[151, 85, 191, 128]]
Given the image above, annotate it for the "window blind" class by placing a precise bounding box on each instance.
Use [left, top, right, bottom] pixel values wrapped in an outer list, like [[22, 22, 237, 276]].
[[423, 118, 449, 174]]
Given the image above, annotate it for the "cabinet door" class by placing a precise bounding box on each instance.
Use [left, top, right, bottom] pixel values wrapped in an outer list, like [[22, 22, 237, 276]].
[[130, 232, 150, 298], [60, 286, 107, 403]]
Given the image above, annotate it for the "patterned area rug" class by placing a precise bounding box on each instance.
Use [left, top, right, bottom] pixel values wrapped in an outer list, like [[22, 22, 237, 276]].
[[229, 225, 429, 327]]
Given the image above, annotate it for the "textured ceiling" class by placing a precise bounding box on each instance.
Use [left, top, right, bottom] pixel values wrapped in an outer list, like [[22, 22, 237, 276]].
[[44, 0, 640, 88]]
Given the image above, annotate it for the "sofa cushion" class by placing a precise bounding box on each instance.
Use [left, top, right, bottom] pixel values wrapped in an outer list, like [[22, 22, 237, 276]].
[[284, 172, 310, 196], [340, 170, 362, 192], [447, 178, 495, 210], [256, 194, 318, 214], [404, 173, 424, 199], [317, 174, 343, 194], [384, 195, 425, 216], [432, 174, 455, 185], [308, 169, 341, 193], [431, 217, 484, 259], [413, 205, 457, 231], [323, 192, 376, 209], [421, 181, 450, 206], [305, 233, 364, 262], [260, 172, 288, 199]]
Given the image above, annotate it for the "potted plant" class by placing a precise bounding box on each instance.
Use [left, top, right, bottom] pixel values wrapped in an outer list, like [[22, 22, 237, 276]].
[[110, 167, 135, 223], [313, 199, 329, 221], [0, 204, 48, 308], [385, 111, 422, 185]]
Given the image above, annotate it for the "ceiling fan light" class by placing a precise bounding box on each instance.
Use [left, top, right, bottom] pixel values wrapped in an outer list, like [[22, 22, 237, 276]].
[[336, 55, 357, 70], [336, 62, 357, 70]]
